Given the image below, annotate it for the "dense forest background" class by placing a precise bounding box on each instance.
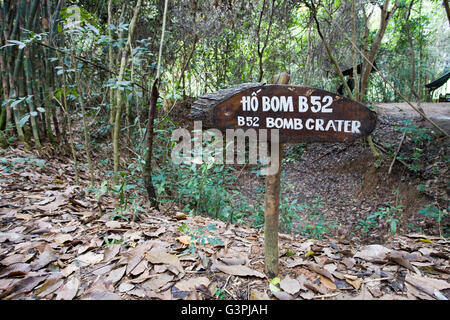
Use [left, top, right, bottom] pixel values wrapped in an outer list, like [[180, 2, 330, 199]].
[[0, 0, 449, 240]]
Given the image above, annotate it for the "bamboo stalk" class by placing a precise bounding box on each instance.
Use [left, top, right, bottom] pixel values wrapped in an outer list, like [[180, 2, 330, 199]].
[[58, 51, 79, 185], [71, 52, 94, 187], [24, 46, 41, 149], [9, 6, 26, 144], [108, 0, 115, 131], [41, 0, 55, 144]]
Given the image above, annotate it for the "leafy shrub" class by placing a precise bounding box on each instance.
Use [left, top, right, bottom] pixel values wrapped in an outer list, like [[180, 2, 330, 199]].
[[418, 205, 449, 237], [356, 203, 404, 236]]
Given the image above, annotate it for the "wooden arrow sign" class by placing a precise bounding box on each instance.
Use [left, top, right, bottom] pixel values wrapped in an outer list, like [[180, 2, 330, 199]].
[[191, 83, 377, 143]]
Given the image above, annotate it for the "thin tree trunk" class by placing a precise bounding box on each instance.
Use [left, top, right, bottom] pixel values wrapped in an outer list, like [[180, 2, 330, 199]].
[[24, 46, 41, 149], [256, 0, 275, 82], [359, 0, 398, 100], [113, 0, 142, 184], [310, 2, 353, 98], [72, 53, 94, 187], [310, 1, 380, 159], [444, 0, 450, 25], [59, 52, 79, 185], [405, 0, 426, 119], [0, 51, 9, 131], [143, 80, 159, 210], [352, 0, 360, 101], [108, 0, 115, 131], [10, 6, 26, 144], [41, 0, 56, 144], [0, 3, 10, 132]]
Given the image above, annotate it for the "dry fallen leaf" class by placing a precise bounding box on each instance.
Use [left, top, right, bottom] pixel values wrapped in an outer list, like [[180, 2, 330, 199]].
[[0, 254, 25, 266], [306, 262, 335, 282], [0, 263, 31, 278], [103, 244, 121, 262], [354, 245, 391, 262], [272, 291, 294, 300], [214, 263, 265, 278], [344, 275, 362, 290], [105, 265, 127, 284], [279, 276, 301, 295], [55, 277, 80, 300], [405, 273, 450, 299], [35, 278, 64, 297], [118, 282, 135, 293], [0, 232, 24, 243], [76, 251, 104, 266], [105, 220, 122, 229], [146, 248, 183, 272], [250, 289, 270, 300], [54, 233, 73, 246], [320, 275, 337, 291], [175, 277, 210, 291], [30, 246, 58, 270], [142, 273, 174, 291], [175, 212, 187, 220], [388, 251, 414, 271], [130, 260, 148, 276], [1, 276, 47, 300], [176, 235, 191, 245]]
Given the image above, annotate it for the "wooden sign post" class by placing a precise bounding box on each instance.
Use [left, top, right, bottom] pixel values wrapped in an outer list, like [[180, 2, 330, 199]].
[[263, 73, 290, 278], [191, 74, 376, 277]]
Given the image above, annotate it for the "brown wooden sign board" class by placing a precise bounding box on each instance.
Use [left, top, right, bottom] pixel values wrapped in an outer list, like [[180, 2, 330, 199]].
[[192, 83, 377, 143]]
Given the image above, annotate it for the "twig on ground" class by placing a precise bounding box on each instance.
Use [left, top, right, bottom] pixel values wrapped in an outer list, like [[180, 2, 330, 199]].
[[388, 132, 406, 174]]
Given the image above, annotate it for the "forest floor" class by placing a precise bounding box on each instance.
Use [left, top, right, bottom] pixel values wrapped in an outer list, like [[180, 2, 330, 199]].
[[0, 102, 449, 300], [234, 102, 449, 243]]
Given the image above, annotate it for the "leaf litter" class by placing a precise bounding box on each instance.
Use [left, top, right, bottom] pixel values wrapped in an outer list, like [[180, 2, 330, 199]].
[[0, 147, 449, 300]]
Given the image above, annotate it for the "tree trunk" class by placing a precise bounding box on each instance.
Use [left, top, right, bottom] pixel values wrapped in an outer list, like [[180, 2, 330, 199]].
[[24, 46, 41, 149], [444, 0, 450, 25], [113, 0, 142, 184], [359, 0, 397, 100], [108, 0, 115, 132], [352, 0, 360, 101], [143, 80, 159, 210], [72, 53, 94, 187], [310, 1, 380, 160], [405, 0, 426, 119], [59, 52, 79, 185]]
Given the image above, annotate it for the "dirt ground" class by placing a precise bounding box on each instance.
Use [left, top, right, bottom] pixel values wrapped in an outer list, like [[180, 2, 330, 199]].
[[231, 103, 449, 242], [373, 102, 450, 119]]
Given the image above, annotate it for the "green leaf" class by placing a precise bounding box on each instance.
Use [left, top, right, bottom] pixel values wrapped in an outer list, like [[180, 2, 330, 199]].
[[10, 97, 25, 109], [390, 220, 397, 236], [19, 114, 30, 128], [269, 277, 281, 293], [6, 39, 26, 49]]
